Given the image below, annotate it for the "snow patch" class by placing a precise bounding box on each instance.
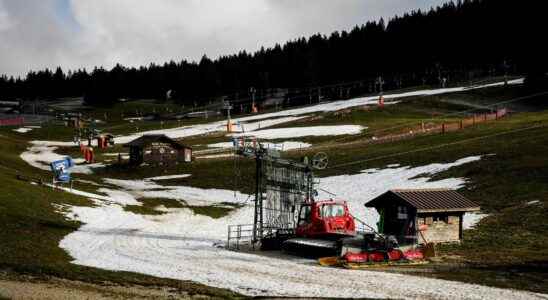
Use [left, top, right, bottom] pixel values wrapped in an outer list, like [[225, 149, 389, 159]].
[[146, 174, 191, 181], [97, 188, 140, 206], [103, 178, 246, 206], [55, 155, 545, 299], [463, 212, 489, 230], [208, 141, 311, 151], [20, 141, 104, 174], [12, 127, 33, 133], [318, 156, 484, 229], [231, 125, 364, 140]]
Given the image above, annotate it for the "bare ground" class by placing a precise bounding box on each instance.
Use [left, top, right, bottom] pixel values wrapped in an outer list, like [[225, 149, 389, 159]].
[[0, 273, 212, 300]]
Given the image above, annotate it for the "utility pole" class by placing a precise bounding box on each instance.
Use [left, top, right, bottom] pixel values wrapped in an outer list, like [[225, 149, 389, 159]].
[[223, 99, 233, 132], [376, 76, 385, 108], [503, 59, 509, 86], [317, 87, 321, 103], [250, 87, 257, 113]]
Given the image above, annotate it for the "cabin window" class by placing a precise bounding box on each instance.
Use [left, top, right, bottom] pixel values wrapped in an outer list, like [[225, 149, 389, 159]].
[[397, 206, 408, 219], [298, 205, 311, 226], [433, 215, 449, 223], [319, 204, 345, 218]]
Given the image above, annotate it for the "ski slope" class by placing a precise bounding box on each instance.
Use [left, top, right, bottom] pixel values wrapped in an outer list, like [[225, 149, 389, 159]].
[[53, 155, 544, 299], [111, 78, 522, 144], [20, 77, 523, 174]]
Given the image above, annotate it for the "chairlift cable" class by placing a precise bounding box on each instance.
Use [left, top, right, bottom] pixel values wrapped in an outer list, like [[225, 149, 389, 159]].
[[332, 90, 548, 144], [328, 123, 547, 170]]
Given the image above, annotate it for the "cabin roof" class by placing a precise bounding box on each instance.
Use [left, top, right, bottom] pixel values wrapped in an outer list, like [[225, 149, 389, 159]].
[[365, 189, 480, 213], [123, 134, 190, 150]]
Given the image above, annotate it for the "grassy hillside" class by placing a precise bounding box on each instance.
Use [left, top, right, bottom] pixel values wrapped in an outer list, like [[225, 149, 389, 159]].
[[1, 84, 547, 294], [0, 134, 242, 298]]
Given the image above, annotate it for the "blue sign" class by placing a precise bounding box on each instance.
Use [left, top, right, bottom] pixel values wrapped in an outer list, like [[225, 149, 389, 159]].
[[50, 157, 74, 182]]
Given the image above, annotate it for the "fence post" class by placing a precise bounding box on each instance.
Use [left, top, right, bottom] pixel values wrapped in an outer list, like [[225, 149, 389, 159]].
[[236, 225, 241, 250], [473, 115, 476, 126], [227, 226, 231, 249], [421, 122, 425, 132], [484, 114, 487, 121], [460, 120, 463, 130], [441, 123, 445, 134]]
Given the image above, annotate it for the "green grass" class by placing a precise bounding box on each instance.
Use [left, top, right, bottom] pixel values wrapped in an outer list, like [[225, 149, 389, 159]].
[[124, 198, 237, 219], [0, 134, 242, 298], [297, 110, 548, 292], [2, 83, 547, 294]]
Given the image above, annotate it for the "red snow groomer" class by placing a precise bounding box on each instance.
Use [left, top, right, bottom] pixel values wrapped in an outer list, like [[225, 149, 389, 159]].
[[282, 200, 355, 256], [282, 200, 428, 267]]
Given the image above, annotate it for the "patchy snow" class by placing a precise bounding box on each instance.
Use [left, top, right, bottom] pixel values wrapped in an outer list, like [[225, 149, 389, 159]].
[[103, 178, 246, 206], [196, 153, 235, 159], [25, 79, 522, 148], [231, 125, 364, 140], [45, 184, 112, 202], [54, 155, 546, 299], [462, 212, 489, 230], [97, 188, 140, 206], [102, 153, 130, 159], [20, 141, 104, 174], [317, 156, 484, 229], [207, 142, 234, 148], [261, 141, 311, 151], [220, 78, 524, 124], [146, 174, 191, 181], [102, 152, 128, 156], [114, 116, 306, 144], [12, 127, 33, 133], [12, 126, 41, 133], [208, 140, 311, 151], [526, 200, 541, 206]]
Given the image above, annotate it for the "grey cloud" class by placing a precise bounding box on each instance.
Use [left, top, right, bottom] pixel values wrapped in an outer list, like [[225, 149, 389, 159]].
[[0, 0, 447, 77]]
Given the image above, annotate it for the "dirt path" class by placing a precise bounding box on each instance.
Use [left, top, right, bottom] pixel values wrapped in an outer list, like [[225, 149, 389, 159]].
[[0, 275, 199, 300]]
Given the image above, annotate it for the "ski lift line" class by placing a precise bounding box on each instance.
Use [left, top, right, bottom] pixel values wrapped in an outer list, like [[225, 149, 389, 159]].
[[317, 187, 337, 197], [332, 90, 548, 144], [328, 123, 547, 170], [172, 76, 523, 118], [135, 76, 526, 130]]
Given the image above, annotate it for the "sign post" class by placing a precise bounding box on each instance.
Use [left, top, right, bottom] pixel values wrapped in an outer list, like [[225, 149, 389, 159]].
[[50, 157, 74, 190]]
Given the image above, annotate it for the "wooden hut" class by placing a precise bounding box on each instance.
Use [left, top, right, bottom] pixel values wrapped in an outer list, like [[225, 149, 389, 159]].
[[124, 134, 192, 166], [365, 189, 480, 245]]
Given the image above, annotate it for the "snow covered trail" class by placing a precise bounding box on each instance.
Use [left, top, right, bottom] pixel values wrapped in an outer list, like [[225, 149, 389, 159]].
[[23, 78, 522, 152], [57, 155, 544, 299], [20, 141, 104, 174], [231, 125, 364, 140], [114, 115, 308, 144], [208, 141, 311, 151], [112, 78, 522, 144], [103, 177, 248, 206]]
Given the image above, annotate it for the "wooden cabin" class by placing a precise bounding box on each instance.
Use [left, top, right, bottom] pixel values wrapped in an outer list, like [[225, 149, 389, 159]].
[[365, 189, 480, 245], [124, 134, 192, 166]]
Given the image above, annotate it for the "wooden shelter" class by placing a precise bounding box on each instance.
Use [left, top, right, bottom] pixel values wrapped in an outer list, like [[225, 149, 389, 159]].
[[365, 189, 480, 245], [124, 134, 192, 166]]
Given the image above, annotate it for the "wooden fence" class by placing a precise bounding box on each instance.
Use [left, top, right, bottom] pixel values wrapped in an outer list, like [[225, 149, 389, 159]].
[[362, 108, 509, 146]]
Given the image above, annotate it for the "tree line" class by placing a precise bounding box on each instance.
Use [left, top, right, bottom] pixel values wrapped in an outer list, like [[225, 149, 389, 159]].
[[0, 0, 545, 107]]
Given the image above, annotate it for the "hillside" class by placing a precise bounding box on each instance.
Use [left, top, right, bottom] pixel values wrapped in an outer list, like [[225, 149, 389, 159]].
[[1, 80, 547, 298]]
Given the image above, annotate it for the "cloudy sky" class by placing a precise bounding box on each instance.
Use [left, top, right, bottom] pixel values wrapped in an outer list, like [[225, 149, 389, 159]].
[[0, 0, 447, 77]]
